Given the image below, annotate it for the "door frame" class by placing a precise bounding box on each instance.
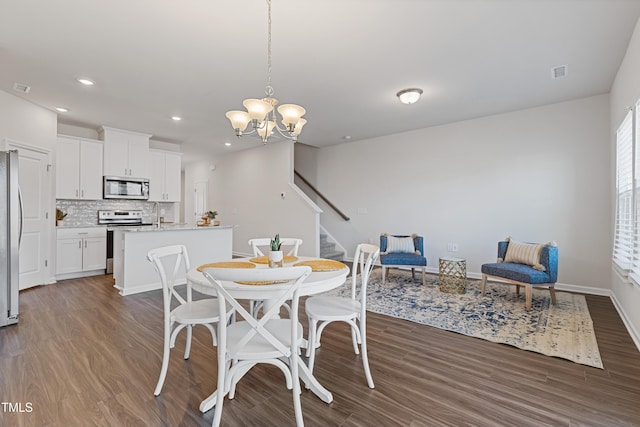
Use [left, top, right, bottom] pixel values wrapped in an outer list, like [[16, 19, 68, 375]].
[[2, 138, 54, 285]]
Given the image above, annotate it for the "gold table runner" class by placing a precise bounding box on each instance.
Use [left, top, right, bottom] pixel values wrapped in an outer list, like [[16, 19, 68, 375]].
[[196, 261, 256, 272], [293, 259, 348, 272]]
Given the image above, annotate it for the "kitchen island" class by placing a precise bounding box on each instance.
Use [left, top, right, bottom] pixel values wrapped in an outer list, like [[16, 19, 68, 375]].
[[113, 224, 233, 295]]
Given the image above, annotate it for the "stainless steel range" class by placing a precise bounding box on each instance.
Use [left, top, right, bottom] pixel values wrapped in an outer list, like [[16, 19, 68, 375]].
[[98, 209, 145, 227], [98, 210, 152, 274]]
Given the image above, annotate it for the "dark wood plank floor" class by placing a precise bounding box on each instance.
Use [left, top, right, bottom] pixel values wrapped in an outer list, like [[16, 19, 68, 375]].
[[1, 274, 639, 427]]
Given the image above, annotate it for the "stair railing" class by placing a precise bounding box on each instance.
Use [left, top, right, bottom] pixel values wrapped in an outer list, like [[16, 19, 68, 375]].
[[294, 170, 350, 221]]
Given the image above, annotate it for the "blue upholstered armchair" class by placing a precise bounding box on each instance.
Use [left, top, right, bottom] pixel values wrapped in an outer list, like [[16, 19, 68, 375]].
[[481, 240, 558, 310], [379, 234, 427, 286]]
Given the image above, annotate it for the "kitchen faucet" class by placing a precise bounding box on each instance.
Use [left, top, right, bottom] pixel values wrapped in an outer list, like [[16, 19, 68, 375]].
[[153, 202, 161, 228]]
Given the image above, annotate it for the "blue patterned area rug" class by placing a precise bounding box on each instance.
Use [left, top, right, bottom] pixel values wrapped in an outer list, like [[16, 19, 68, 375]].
[[325, 270, 603, 369]]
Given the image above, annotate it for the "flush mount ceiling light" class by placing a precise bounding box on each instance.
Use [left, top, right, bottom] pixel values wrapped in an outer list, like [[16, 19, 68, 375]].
[[225, 0, 306, 144], [55, 107, 69, 113], [76, 78, 95, 86], [396, 88, 423, 105], [171, 116, 182, 121]]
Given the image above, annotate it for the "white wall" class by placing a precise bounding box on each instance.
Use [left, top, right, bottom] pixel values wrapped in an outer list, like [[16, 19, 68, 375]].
[[184, 140, 321, 257], [610, 16, 640, 349], [308, 94, 611, 292], [0, 90, 58, 284]]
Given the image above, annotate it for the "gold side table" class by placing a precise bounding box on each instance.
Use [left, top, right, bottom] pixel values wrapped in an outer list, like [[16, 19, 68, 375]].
[[438, 257, 467, 294]]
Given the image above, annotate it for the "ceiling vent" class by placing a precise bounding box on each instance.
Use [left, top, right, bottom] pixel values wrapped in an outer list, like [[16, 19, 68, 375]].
[[551, 65, 567, 79], [13, 83, 31, 93]]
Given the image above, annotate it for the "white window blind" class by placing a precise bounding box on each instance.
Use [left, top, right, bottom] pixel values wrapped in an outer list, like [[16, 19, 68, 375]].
[[614, 110, 633, 272], [630, 103, 640, 284]]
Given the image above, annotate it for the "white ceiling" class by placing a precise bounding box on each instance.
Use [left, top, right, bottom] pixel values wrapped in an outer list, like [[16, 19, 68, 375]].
[[2, 0, 640, 160]]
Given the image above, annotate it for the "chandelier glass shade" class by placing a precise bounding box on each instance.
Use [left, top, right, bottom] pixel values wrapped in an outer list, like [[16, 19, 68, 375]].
[[225, 0, 306, 143]]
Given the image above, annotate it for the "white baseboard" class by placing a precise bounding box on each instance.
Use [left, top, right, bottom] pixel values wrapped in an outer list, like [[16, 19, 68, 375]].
[[117, 278, 186, 296], [610, 292, 640, 352]]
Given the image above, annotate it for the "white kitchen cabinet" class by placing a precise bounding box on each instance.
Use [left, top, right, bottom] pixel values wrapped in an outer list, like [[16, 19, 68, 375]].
[[56, 227, 107, 279], [99, 126, 151, 178], [56, 135, 103, 200], [149, 149, 182, 202]]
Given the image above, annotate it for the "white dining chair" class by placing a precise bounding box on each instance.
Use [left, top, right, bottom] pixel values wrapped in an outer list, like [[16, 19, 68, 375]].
[[147, 245, 233, 396], [248, 237, 303, 257], [202, 266, 312, 427], [304, 243, 380, 389], [247, 237, 303, 317]]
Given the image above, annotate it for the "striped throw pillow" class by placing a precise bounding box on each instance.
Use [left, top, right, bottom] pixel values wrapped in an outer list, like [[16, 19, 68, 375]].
[[504, 239, 545, 271], [386, 235, 416, 254]]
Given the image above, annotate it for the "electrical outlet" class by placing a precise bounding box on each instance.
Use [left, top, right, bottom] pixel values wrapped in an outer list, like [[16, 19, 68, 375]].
[[357, 207, 368, 214]]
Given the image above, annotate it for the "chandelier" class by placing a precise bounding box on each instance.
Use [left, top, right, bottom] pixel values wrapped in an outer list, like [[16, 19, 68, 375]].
[[225, 0, 306, 144]]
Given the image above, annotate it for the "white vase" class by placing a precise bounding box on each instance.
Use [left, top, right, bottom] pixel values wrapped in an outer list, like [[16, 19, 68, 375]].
[[269, 250, 284, 268]]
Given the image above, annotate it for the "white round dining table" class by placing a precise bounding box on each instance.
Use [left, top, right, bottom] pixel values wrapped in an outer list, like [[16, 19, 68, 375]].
[[186, 256, 350, 413], [187, 256, 349, 301]]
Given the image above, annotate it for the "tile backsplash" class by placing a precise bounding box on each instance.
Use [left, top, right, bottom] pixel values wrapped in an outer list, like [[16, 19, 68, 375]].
[[56, 199, 176, 227]]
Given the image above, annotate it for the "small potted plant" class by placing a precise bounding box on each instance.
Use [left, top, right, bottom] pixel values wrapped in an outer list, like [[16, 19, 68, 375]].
[[56, 208, 68, 226], [269, 233, 284, 268], [207, 210, 220, 226], [200, 210, 217, 226]]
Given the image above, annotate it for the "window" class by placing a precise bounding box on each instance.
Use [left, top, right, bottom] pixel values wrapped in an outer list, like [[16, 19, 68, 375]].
[[614, 109, 633, 273], [615, 101, 640, 287], [631, 102, 640, 284]]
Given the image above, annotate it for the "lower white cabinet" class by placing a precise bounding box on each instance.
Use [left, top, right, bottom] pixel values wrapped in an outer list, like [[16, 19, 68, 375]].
[[56, 227, 106, 279]]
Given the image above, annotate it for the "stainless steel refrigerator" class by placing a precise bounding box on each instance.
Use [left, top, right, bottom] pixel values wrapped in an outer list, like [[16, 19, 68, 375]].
[[1, 150, 21, 327]]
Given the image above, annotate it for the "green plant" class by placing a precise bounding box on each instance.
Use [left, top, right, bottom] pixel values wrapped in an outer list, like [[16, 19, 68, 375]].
[[206, 210, 218, 219], [56, 208, 68, 221], [270, 233, 282, 251]]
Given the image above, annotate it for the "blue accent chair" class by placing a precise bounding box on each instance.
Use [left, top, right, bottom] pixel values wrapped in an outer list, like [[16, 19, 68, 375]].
[[481, 241, 558, 310], [379, 234, 427, 286]]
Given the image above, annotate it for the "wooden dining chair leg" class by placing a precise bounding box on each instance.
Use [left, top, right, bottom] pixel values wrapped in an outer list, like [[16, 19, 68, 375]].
[[211, 352, 227, 427], [154, 329, 172, 396], [360, 318, 375, 389], [306, 319, 318, 358], [291, 352, 304, 427], [350, 324, 359, 355], [184, 325, 193, 359]]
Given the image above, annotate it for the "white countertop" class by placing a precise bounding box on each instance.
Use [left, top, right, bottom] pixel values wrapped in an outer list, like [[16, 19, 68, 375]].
[[120, 224, 234, 232]]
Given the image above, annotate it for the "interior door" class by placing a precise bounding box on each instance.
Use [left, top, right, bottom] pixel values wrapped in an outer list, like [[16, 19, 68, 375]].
[[7, 141, 51, 289], [193, 180, 208, 224]]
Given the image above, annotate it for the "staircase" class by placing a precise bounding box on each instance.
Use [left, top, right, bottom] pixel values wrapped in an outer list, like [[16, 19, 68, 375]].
[[320, 233, 345, 261]]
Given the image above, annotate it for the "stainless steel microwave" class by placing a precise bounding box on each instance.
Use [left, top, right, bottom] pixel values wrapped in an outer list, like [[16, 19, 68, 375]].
[[103, 176, 150, 200]]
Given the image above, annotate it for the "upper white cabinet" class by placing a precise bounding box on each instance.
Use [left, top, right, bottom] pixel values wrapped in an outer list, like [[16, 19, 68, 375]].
[[99, 126, 151, 178], [56, 135, 104, 200], [149, 149, 182, 202]]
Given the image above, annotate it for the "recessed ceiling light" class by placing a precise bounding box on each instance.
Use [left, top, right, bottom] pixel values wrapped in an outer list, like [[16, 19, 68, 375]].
[[343, 135, 352, 140], [224, 142, 232, 147], [77, 78, 95, 86], [171, 116, 182, 121], [55, 107, 69, 113]]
